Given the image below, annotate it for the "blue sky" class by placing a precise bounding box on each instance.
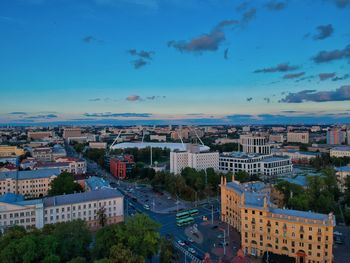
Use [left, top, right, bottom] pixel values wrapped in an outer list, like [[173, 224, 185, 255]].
[[0, 0, 349, 125]]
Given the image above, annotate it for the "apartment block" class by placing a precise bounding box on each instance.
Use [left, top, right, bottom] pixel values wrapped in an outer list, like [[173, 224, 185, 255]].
[[0, 168, 60, 198], [110, 155, 135, 179], [330, 146, 350, 158], [63, 128, 82, 139], [221, 177, 334, 263], [0, 188, 124, 232], [27, 131, 53, 140], [287, 132, 309, 144], [327, 129, 346, 145], [0, 145, 24, 157]]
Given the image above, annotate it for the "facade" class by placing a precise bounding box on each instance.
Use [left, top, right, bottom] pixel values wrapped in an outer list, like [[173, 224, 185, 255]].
[[52, 144, 67, 158], [0, 145, 24, 157], [89, 142, 107, 149], [219, 152, 292, 177], [330, 146, 350, 158], [63, 128, 82, 139], [269, 134, 284, 143], [0, 188, 124, 232], [0, 168, 60, 198], [150, 134, 167, 142], [240, 135, 271, 155], [272, 149, 320, 164], [110, 155, 135, 179], [335, 166, 350, 192], [221, 178, 334, 263], [54, 157, 87, 174], [31, 147, 53, 162], [27, 131, 53, 140], [287, 132, 309, 144], [327, 129, 346, 145], [170, 146, 219, 175]]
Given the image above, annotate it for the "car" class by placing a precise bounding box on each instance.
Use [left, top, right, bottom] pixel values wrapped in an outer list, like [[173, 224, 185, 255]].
[[177, 240, 185, 246], [143, 204, 150, 210], [217, 234, 224, 239], [188, 237, 194, 243], [211, 225, 218, 229], [131, 197, 137, 202], [188, 247, 196, 254], [167, 196, 172, 200], [219, 241, 228, 247], [184, 240, 190, 246], [334, 236, 344, 245]]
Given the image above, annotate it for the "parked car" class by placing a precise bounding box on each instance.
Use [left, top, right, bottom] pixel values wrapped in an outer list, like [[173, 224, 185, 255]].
[[143, 204, 150, 210], [211, 225, 218, 229], [177, 240, 185, 246], [188, 237, 194, 243], [188, 247, 196, 254]]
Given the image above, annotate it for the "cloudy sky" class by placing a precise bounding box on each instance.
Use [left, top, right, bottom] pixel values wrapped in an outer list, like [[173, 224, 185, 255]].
[[0, 0, 349, 125]]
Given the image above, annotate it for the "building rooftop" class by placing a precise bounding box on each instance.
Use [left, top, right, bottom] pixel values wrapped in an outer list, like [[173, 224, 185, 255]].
[[262, 156, 291, 162], [270, 207, 331, 222], [283, 176, 307, 186], [0, 192, 24, 203], [85, 176, 111, 190], [331, 146, 350, 151], [111, 142, 210, 152], [335, 166, 350, 173], [0, 168, 60, 180], [43, 188, 123, 207], [221, 151, 263, 159]]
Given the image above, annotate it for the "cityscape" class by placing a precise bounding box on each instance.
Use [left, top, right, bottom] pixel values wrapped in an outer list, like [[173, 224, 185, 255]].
[[0, 0, 350, 263]]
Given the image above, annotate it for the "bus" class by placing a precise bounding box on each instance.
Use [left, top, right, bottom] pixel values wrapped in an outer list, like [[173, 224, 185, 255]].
[[176, 211, 190, 220], [188, 209, 198, 216], [176, 217, 194, 227]]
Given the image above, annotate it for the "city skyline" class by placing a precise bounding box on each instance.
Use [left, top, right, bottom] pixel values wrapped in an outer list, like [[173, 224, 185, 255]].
[[1, 0, 350, 125]]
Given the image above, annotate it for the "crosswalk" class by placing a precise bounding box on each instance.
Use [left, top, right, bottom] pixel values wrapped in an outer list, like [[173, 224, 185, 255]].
[[173, 242, 203, 263]]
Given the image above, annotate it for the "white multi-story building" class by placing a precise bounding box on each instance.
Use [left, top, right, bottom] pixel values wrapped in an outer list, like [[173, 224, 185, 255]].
[[240, 135, 271, 155], [219, 152, 292, 177], [0, 188, 124, 232], [287, 132, 309, 144], [170, 145, 219, 175], [330, 146, 350, 158], [54, 157, 87, 174]]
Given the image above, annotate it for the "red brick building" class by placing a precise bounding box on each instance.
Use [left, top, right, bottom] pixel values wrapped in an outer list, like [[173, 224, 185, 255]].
[[110, 155, 135, 179]]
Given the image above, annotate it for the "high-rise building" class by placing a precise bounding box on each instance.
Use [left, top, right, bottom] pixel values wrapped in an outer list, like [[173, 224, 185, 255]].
[[327, 129, 346, 145], [220, 177, 334, 263], [170, 145, 219, 175]]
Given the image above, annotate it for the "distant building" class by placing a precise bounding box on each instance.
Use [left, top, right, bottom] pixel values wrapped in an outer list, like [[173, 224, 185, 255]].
[[0, 168, 60, 198], [330, 146, 350, 158], [269, 134, 284, 143], [221, 177, 334, 263], [54, 157, 87, 174], [327, 129, 346, 145], [335, 166, 350, 192], [150, 135, 167, 142], [215, 138, 239, 145], [240, 135, 271, 155], [0, 188, 124, 232], [85, 176, 111, 191], [27, 131, 53, 140], [170, 145, 219, 175], [287, 132, 309, 144], [0, 145, 24, 157], [31, 147, 53, 162], [110, 155, 135, 179], [63, 128, 82, 139], [272, 149, 320, 164], [52, 144, 67, 158], [0, 156, 19, 166], [242, 126, 251, 132], [89, 142, 107, 149]]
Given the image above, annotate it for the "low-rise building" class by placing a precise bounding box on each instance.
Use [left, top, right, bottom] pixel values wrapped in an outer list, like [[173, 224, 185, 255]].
[[110, 155, 135, 179], [219, 152, 292, 178], [31, 147, 53, 162], [221, 177, 334, 263], [0, 188, 124, 232], [63, 128, 82, 139], [27, 131, 54, 140], [0, 168, 60, 198], [287, 132, 309, 144], [85, 176, 111, 191], [335, 166, 350, 192], [54, 157, 87, 174], [272, 149, 320, 164], [330, 146, 350, 158], [0, 145, 24, 157], [89, 142, 107, 149]]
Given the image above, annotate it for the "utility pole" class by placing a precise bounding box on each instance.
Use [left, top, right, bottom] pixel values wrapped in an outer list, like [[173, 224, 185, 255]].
[[211, 205, 214, 224], [223, 229, 226, 256]]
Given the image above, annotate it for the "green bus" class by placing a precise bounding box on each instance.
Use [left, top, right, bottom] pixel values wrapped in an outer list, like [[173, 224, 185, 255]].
[[176, 211, 190, 220], [176, 217, 194, 227], [188, 209, 198, 216]]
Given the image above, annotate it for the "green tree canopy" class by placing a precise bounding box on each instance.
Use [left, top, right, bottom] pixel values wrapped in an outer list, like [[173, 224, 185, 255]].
[[48, 172, 84, 196]]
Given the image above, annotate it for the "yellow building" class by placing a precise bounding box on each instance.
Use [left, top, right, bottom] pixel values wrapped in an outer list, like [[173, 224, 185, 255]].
[[0, 168, 60, 198], [0, 146, 24, 157], [221, 177, 335, 263]]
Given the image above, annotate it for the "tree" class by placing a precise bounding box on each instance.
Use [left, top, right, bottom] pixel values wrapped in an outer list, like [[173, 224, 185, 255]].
[[48, 172, 83, 196], [67, 257, 87, 263], [159, 238, 175, 263], [96, 207, 107, 227], [109, 243, 144, 263], [93, 225, 119, 260], [50, 220, 91, 262], [123, 214, 160, 262]]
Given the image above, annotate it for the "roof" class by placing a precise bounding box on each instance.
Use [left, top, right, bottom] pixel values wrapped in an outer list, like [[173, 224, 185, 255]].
[[270, 207, 331, 221], [0, 193, 24, 203], [283, 176, 307, 186], [111, 142, 210, 152], [220, 151, 262, 159], [43, 188, 123, 207], [336, 166, 350, 173], [262, 156, 290, 162], [85, 176, 111, 190], [0, 168, 60, 180], [331, 146, 350, 151]]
